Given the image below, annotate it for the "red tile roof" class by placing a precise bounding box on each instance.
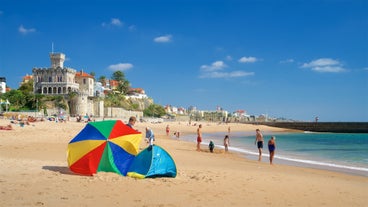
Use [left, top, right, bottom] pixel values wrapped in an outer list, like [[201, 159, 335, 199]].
[[109, 80, 119, 89], [23, 74, 33, 81], [128, 88, 145, 94], [75, 71, 94, 78]]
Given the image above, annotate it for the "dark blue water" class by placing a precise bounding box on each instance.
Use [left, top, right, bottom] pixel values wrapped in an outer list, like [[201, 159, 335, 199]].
[[180, 132, 368, 176]]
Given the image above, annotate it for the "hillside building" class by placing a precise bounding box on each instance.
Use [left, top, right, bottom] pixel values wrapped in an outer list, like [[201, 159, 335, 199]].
[[0, 77, 6, 94], [32, 53, 95, 116]]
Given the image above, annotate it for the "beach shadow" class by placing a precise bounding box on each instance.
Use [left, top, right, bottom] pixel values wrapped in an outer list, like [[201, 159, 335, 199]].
[[175, 148, 196, 152], [202, 149, 224, 154], [176, 147, 225, 154], [42, 166, 77, 176]]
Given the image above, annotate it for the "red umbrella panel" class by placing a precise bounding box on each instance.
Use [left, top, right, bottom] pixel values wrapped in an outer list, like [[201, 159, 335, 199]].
[[67, 120, 142, 176]]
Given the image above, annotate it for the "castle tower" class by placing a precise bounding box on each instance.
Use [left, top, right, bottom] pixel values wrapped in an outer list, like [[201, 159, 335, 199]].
[[50, 53, 65, 68]]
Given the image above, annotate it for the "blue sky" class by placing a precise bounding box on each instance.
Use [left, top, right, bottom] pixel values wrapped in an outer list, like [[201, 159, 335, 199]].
[[0, 0, 367, 121]]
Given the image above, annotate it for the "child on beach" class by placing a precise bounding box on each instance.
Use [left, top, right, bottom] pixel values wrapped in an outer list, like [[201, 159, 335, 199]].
[[224, 135, 230, 152], [209, 140, 215, 153]]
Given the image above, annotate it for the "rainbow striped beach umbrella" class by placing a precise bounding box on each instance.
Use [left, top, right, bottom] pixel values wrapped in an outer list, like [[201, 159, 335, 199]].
[[67, 120, 142, 176]]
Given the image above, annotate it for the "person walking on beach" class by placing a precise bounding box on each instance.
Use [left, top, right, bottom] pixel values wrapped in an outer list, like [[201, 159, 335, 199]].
[[166, 125, 170, 136], [126, 116, 136, 129], [197, 124, 202, 151], [255, 129, 264, 161], [268, 136, 276, 165], [224, 135, 230, 152], [145, 127, 155, 146]]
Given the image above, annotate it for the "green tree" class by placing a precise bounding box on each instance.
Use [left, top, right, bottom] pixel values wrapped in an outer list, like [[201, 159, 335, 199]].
[[98, 76, 107, 86], [18, 79, 34, 94], [90, 71, 96, 79], [104, 92, 123, 107], [111, 71, 125, 82], [34, 94, 45, 112], [3, 90, 26, 111], [54, 95, 67, 110], [118, 80, 130, 95], [143, 104, 166, 117], [17, 79, 36, 110], [67, 91, 78, 115], [112, 71, 130, 95]]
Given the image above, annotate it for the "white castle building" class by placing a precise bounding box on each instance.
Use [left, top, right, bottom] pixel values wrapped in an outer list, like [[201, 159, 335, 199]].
[[0, 77, 6, 94], [32, 53, 96, 116]]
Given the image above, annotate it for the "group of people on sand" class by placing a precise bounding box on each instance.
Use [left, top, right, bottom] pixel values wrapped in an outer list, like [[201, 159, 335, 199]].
[[255, 128, 276, 165], [196, 124, 276, 165], [126, 117, 277, 164], [197, 124, 231, 154], [165, 124, 180, 139]]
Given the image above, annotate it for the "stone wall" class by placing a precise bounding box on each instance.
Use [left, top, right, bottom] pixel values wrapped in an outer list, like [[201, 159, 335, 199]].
[[104, 107, 143, 121], [260, 122, 368, 133]]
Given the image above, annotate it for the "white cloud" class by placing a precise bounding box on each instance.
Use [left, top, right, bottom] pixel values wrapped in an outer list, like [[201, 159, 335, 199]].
[[311, 66, 346, 73], [102, 18, 123, 27], [108, 63, 133, 71], [111, 18, 123, 26], [280, 59, 294, 63], [301, 58, 347, 73], [200, 71, 254, 79], [199, 60, 254, 78], [128, 25, 136, 31], [239, 56, 258, 63], [302, 58, 339, 68], [18, 25, 36, 34], [154, 34, 172, 43], [200, 61, 227, 72], [226, 55, 233, 61]]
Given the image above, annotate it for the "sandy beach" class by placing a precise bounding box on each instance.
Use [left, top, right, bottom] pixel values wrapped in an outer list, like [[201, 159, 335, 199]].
[[0, 118, 367, 207]]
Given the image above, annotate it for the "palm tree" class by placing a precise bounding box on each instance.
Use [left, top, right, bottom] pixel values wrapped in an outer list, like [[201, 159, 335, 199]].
[[98, 76, 107, 86], [67, 91, 79, 116]]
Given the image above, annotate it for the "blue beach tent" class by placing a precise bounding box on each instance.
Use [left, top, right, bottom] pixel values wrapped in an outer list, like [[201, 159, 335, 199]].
[[127, 145, 177, 179]]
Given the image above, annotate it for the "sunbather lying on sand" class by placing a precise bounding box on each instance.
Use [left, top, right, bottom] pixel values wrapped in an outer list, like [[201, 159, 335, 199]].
[[0, 124, 13, 130]]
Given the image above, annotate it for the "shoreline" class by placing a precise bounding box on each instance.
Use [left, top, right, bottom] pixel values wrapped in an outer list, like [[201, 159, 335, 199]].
[[1, 119, 367, 207], [179, 132, 368, 177]]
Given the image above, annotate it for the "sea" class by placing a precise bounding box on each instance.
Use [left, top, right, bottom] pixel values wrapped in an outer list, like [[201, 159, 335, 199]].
[[179, 131, 368, 177]]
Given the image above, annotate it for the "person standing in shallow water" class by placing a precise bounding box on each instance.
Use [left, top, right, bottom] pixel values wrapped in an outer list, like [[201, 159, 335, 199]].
[[255, 129, 264, 161], [224, 135, 230, 152], [268, 136, 276, 165]]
